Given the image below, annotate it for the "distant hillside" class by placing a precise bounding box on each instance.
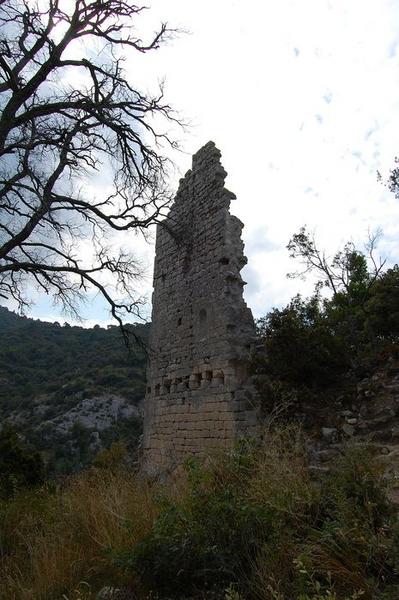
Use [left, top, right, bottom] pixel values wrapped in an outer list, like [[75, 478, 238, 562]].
[[0, 307, 149, 475]]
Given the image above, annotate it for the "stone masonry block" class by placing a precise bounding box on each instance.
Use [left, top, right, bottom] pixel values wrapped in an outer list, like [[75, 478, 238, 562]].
[[142, 142, 259, 476]]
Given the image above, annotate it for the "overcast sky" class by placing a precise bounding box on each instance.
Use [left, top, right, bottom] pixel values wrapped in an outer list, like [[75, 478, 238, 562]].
[[27, 0, 399, 326]]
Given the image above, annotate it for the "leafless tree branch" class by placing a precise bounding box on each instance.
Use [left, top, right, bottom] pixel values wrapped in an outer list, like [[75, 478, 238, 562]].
[[0, 0, 184, 335]]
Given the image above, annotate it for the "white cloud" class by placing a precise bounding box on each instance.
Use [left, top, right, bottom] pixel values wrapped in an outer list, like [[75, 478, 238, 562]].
[[22, 0, 399, 324]]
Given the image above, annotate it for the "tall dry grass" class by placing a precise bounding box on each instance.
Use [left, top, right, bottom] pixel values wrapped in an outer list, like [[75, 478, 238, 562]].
[[0, 459, 158, 600], [1, 431, 398, 600]]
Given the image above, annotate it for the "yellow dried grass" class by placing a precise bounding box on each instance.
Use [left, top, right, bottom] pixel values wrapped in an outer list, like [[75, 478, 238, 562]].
[[0, 466, 158, 600]]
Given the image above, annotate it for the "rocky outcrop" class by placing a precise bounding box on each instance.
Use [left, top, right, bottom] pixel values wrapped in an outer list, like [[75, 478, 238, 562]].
[[6, 393, 142, 474], [307, 359, 399, 502]]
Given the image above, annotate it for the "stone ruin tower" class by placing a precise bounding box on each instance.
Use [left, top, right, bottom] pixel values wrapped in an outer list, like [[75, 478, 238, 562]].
[[142, 142, 259, 475]]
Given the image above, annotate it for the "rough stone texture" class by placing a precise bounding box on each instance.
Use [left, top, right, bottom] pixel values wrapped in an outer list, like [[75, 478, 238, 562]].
[[142, 142, 259, 475]]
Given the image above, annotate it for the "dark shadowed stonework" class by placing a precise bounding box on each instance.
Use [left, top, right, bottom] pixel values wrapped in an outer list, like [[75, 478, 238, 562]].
[[142, 142, 259, 475]]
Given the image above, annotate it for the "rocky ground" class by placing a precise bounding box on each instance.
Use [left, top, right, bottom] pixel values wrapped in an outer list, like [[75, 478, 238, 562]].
[[305, 358, 399, 502], [4, 392, 143, 475]]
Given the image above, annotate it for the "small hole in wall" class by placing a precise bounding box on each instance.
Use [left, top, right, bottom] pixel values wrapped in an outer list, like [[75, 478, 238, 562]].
[[147, 386, 151, 394], [204, 370, 212, 381], [177, 317, 182, 326], [219, 257, 229, 265], [219, 372, 225, 385], [155, 384, 160, 396]]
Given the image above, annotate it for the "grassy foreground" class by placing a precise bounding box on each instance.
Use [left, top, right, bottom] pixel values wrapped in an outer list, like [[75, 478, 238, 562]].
[[1, 429, 399, 600]]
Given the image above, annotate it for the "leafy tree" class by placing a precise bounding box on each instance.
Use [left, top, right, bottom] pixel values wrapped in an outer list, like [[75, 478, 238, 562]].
[[72, 421, 91, 462], [0, 0, 181, 326], [365, 266, 399, 341], [253, 230, 399, 412], [287, 227, 389, 351], [255, 294, 348, 390], [0, 426, 45, 497], [383, 156, 399, 202]]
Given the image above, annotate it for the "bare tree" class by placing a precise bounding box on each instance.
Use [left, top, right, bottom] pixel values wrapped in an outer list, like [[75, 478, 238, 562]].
[[287, 226, 386, 299], [0, 0, 181, 329]]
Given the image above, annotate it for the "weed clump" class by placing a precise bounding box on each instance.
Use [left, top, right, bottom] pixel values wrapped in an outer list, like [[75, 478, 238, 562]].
[[1, 431, 399, 599], [120, 429, 399, 599]]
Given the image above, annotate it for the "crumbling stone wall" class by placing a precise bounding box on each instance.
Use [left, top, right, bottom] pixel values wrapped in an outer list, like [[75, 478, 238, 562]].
[[142, 142, 259, 475]]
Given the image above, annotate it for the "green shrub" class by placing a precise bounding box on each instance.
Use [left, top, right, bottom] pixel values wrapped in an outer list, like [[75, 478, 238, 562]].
[[119, 432, 399, 600], [1, 427, 398, 599], [121, 446, 273, 596], [298, 447, 399, 598], [0, 427, 45, 499]]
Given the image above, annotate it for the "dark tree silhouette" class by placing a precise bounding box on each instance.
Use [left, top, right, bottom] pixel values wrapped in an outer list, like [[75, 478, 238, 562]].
[[0, 426, 45, 497], [0, 0, 181, 327]]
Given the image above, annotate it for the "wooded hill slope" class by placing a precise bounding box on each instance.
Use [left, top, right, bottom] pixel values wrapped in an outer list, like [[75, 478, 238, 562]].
[[0, 307, 148, 475]]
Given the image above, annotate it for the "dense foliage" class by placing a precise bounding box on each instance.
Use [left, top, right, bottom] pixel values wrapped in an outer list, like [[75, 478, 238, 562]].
[[0, 307, 148, 413], [0, 307, 148, 474], [122, 432, 399, 599], [252, 235, 399, 413], [0, 427, 45, 499], [1, 432, 398, 600]]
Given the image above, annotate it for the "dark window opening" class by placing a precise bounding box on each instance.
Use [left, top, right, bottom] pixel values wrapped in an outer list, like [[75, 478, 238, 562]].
[[204, 370, 212, 381], [217, 371, 225, 385]]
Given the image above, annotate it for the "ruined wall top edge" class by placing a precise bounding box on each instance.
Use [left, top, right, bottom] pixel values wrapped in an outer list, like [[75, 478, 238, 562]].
[[146, 140, 255, 388]]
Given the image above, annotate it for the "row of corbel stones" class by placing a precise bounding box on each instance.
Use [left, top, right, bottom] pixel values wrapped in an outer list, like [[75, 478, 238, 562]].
[[149, 363, 240, 396]]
